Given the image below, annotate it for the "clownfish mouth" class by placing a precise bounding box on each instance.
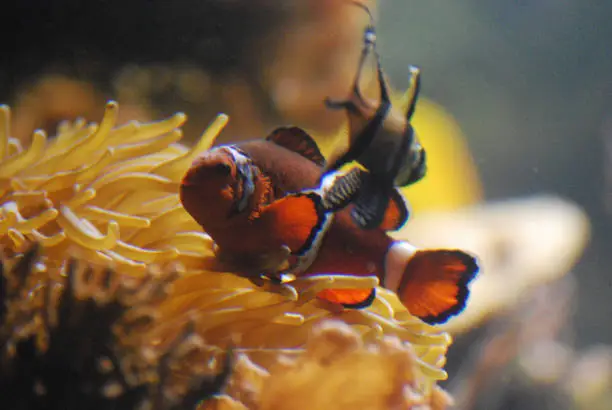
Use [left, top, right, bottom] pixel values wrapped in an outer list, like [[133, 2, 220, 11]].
[[226, 145, 260, 217]]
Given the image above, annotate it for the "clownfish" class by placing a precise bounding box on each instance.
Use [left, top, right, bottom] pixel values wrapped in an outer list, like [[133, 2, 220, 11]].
[[180, 126, 478, 324], [322, 3, 427, 230]]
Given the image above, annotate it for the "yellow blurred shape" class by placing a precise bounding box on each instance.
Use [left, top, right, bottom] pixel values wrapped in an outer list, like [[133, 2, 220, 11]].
[[404, 97, 483, 212]]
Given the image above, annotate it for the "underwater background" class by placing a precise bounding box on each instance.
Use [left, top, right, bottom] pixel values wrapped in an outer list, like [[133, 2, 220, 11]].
[[2, 1, 611, 409]]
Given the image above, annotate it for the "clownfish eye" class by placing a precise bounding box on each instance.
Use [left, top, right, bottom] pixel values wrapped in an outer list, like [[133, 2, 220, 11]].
[[214, 162, 232, 176]]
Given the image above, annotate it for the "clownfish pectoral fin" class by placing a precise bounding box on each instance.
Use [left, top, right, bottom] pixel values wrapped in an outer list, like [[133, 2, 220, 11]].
[[351, 172, 409, 231], [321, 168, 409, 232], [317, 288, 376, 309], [378, 188, 410, 231], [351, 180, 391, 230], [256, 192, 332, 273], [395, 249, 479, 325], [266, 127, 326, 167]]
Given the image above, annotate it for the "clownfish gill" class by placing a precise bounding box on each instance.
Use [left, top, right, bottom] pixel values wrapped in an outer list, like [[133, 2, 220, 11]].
[[226, 146, 260, 216]]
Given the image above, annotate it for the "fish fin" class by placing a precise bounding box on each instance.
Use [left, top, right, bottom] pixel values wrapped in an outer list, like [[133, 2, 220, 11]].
[[266, 126, 326, 167], [386, 125, 427, 188], [321, 167, 409, 231], [322, 24, 427, 191], [322, 9, 391, 176], [317, 288, 376, 309], [404, 65, 421, 121], [320, 167, 363, 212], [323, 98, 390, 175], [397, 250, 479, 324], [349, 172, 395, 230], [379, 189, 410, 231], [256, 192, 329, 257]]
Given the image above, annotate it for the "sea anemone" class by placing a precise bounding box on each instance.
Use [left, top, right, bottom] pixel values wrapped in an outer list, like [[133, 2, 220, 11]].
[[202, 321, 453, 410], [0, 244, 232, 409], [0, 101, 454, 407]]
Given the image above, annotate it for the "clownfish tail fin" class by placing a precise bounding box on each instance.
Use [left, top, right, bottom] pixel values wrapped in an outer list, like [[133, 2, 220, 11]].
[[386, 244, 479, 324]]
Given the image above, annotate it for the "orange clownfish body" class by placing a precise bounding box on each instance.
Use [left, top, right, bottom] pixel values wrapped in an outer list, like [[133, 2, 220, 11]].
[[180, 127, 478, 324]]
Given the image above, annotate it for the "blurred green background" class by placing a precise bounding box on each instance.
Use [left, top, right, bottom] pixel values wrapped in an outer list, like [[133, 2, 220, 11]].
[[377, 1, 611, 348]]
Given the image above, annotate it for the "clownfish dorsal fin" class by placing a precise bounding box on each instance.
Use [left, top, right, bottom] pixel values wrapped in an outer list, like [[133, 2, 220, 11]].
[[266, 127, 326, 167]]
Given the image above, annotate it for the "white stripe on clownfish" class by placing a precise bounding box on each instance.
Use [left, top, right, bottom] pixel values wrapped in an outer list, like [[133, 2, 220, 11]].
[[383, 241, 418, 292], [226, 145, 259, 214]]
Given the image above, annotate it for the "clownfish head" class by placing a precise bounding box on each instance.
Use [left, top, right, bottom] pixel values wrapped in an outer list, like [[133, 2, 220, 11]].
[[180, 146, 269, 229]]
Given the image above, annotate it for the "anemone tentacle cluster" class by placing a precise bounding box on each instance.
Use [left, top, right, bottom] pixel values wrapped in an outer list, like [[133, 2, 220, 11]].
[[0, 101, 454, 408]]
